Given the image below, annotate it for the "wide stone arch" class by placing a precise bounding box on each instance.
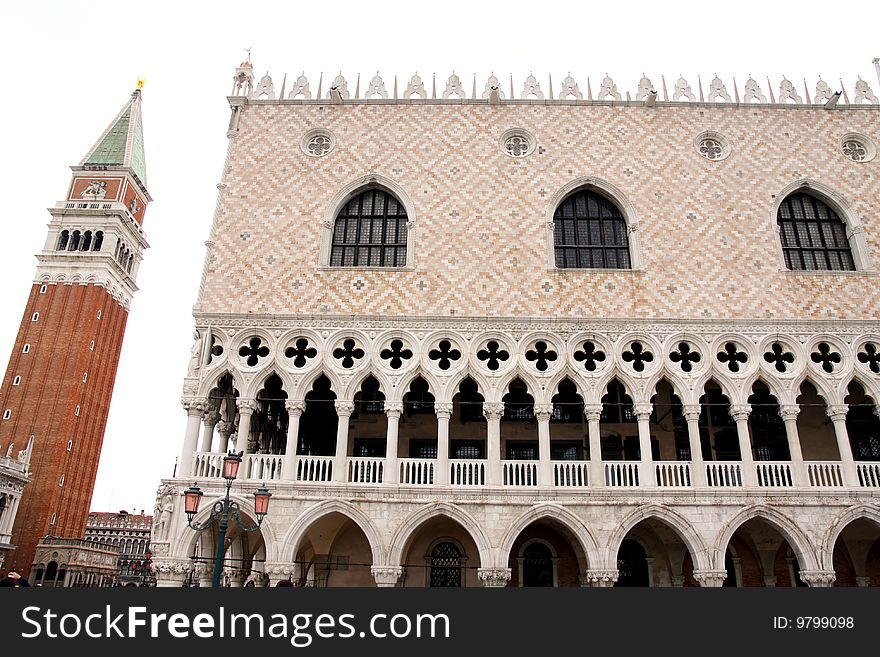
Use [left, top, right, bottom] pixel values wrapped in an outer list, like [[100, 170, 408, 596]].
[[821, 505, 880, 570], [280, 499, 385, 566], [714, 505, 819, 572], [388, 502, 493, 568], [497, 503, 601, 569], [198, 368, 243, 399], [294, 368, 343, 402], [608, 505, 712, 571]]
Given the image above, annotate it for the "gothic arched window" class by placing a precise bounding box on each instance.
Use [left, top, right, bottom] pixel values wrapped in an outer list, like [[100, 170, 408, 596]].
[[429, 541, 463, 587], [57, 230, 69, 251], [554, 189, 631, 269], [330, 188, 408, 267], [777, 192, 855, 271]]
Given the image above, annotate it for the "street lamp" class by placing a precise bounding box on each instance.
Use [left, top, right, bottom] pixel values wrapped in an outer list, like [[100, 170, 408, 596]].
[[183, 451, 272, 587]]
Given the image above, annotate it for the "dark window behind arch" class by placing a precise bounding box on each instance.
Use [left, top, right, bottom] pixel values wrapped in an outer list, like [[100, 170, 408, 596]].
[[430, 541, 463, 587], [777, 192, 855, 271], [554, 189, 631, 269], [330, 188, 408, 267]]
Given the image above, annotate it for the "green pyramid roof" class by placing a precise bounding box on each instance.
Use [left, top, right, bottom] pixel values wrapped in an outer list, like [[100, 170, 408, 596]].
[[80, 90, 148, 191]]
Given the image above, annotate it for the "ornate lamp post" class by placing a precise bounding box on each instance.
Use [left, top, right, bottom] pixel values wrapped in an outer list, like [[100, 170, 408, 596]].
[[183, 451, 272, 588]]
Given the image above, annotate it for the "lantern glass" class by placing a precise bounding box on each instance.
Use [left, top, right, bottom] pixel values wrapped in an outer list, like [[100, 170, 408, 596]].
[[253, 486, 272, 519], [183, 485, 203, 519], [222, 451, 242, 480]]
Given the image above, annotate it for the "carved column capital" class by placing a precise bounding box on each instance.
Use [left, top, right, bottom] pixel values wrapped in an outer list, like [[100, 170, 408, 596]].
[[582, 569, 619, 587], [204, 410, 222, 425], [182, 398, 208, 415], [371, 566, 404, 587], [335, 400, 355, 417], [584, 403, 603, 421], [237, 399, 258, 415], [385, 402, 404, 419], [633, 403, 653, 420], [533, 403, 554, 421], [435, 402, 453, 419], [483, 402, 505, 420], [826, 404, 849, 422], [477, 567, 511, 587], [798, 570, 836, 587], [779, 404, 800, 421], [152, 559, 192, 586], [692, 569, 728, 587], [285, 400, 306, 417], [682, 404, 702, 422], [729, 405, 751, 422]]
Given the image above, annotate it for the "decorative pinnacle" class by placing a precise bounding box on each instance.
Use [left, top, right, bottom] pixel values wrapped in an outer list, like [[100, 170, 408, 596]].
[[137, 78, 145, 90]]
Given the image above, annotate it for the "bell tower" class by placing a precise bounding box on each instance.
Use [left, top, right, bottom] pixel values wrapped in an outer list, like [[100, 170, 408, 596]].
[[0, 86, 151, 576]]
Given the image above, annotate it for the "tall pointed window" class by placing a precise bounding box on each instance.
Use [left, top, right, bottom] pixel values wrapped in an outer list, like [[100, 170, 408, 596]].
[[330, 188, 408, 267], [554, 189, 631, 269], [777, 192, 855, 271]]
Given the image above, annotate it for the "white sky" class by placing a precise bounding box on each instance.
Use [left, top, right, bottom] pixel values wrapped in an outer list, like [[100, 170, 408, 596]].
[[0, 1, 877, 514]]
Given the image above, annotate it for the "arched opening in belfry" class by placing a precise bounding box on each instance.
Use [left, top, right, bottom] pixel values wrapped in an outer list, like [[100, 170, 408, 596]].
[[292, 512, 376, 587], [722, 518, 806, 587], [599, 379, 637, 461], [399, 516, 482, 588], [249, 373, 288, 456], [614, 518, 696, 587], [845, 381, 880, 462], [830, 517, 880, 587], [296, 375, 338, 457], [506, 519, 587, 587], [57, 229, 69, 250], [69, 230, 81, 251], [402, 376, 437, 458], [748, 381, 789, 461]]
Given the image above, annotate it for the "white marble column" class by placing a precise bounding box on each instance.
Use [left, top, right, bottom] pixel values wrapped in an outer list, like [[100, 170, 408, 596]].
[[333, 401, 355, 483], [730, 405, 757, 486], [199, 410, 221, 453], [385, 402, 403, 483], [179, 398, 208, 477], [683, 404, 706, 486], [827, 404, 858, 487], [235, 399, 257, 458], [779, 405, 807, 486], [534, 403, 553, 486], [282, 401, 305, 482], [435, 403, 452, 485], [634, 403, 656, 488], [585, 404, 603, 487], [484, 402, 504, 486]]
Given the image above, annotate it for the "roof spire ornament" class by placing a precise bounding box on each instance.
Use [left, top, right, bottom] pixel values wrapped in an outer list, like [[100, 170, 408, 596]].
[[520, 72, 544, 99], [559, 73, 582, 100], [403, 72, 427, 99]]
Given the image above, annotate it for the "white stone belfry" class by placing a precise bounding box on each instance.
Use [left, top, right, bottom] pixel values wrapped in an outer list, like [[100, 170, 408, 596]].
[[598, 74, 622, 101], [442, 73, 466, 99], [403, 73, 427, 99], [520, 73, 544, 99], [778, 77, 802, 104], [232, 57, 254, 97], [673, 76, 695, 101], [482, 74, 506, 99], [288, 73, 312, 100], [329, 73, 350, 99], [853, 77, 879, 104], [252, 72, 275, 100], [635, 74, 654, 101], [366, 72, 388, 99], [815, 78, 834, 103], [743, 76, 767, 103], [708, 75, 731, 102]]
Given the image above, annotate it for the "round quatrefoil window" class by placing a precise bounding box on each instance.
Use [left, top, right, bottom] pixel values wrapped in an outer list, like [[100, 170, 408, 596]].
[[840, 133, 876, 163], [300, 129, 336, 157], [500, 129, 536, 158], [694, 131, 730, 162]]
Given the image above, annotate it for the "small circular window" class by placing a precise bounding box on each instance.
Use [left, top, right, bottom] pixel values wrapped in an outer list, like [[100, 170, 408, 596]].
[[300, 128, 335, 157], [840, 133, 876, 163], [500, 128, 536, 158], [694, 130, 730, 162]]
